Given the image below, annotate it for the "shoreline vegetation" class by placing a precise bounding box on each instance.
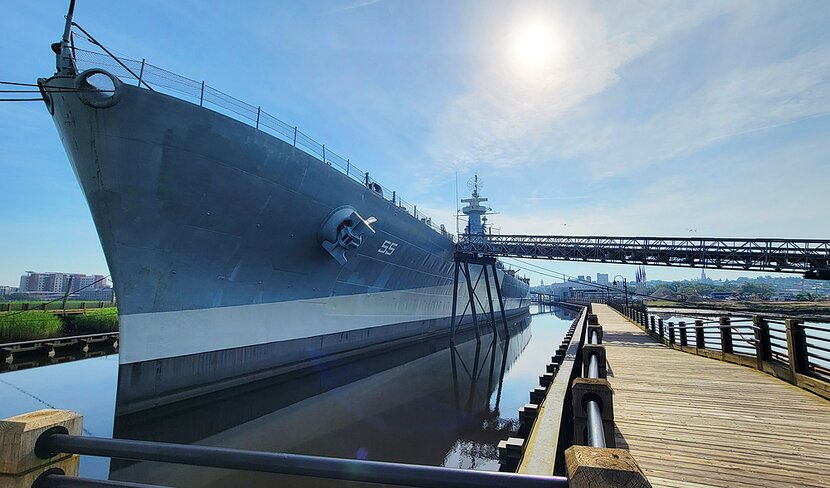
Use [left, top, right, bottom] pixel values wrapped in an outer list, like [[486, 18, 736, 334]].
[[646, 299, 830, 320], [0, 304, 118, 343]]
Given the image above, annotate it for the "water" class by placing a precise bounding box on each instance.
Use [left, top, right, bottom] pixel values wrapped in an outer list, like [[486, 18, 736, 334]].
[[0, 308, 576, 485]]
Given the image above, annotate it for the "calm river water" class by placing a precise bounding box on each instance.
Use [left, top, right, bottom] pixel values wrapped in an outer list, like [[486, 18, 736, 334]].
[[0, 306, 575, 486]]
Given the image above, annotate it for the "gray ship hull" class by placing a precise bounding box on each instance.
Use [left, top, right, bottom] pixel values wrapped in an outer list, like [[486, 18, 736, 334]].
[[41, 70, 529, 407]]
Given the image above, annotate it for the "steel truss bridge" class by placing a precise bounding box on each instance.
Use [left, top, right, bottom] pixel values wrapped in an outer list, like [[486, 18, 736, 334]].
[[456, 234, 830, 279]]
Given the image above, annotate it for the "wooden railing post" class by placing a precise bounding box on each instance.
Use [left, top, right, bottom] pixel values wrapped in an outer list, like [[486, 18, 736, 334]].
[[719, 317, 733, 354], [650, 316, 656, 334], [695, 320, 705, 349], [0, 409, 82, 485], [785, 319, 808, 376], [657, 319, 664, 340], [679, 321, 688, 347], [668, 322, 675, 345], [753, 315, 771, 370]]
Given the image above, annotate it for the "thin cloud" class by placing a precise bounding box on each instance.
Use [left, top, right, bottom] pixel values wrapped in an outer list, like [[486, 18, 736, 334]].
[[327, 0, 385, 14]]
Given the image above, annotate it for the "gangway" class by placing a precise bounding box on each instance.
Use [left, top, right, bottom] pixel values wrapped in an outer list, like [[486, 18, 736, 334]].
[[457, 234, 830, 279]]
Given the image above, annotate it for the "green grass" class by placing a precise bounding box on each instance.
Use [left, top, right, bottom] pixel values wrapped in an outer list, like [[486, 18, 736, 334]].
[[65, 308, 119, 334], [0, 311, 63, 342]]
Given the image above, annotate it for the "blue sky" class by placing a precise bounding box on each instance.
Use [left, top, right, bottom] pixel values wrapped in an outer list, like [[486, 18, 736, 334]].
[[2, 0, 829, 287]]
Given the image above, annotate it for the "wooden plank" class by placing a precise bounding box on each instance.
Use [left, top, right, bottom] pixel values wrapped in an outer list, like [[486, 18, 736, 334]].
[[592, 304, 830, 488]]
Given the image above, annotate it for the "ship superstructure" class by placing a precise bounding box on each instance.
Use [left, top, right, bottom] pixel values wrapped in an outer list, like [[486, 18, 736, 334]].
[[39, 5, 530, 407]]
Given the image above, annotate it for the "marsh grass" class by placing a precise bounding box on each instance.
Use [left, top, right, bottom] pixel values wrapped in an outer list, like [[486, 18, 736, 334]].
[[66, 308, 119, 334], [0, 311, 63, 342]]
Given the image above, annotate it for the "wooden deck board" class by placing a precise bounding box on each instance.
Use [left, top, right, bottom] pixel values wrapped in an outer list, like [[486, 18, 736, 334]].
[[593, 304, 830, 488]]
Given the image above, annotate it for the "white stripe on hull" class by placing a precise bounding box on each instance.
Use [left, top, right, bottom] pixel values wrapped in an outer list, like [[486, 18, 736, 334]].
[[120, 281, 528, 364]]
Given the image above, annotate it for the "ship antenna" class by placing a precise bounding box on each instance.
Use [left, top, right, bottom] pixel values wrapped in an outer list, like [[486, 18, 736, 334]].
[[455, 171, 460, 236], [54, 0, 77, 74]]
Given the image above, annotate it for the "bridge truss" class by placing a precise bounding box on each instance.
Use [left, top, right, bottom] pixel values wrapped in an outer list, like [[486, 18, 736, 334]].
[[456, 235, 830, 279]]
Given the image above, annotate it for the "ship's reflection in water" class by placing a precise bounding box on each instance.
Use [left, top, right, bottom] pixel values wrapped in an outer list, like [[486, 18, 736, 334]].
[[111, 309, 575, 487]]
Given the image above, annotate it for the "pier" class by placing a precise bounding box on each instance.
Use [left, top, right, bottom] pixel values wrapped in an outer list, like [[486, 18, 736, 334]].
[[594, 303, 830, 487]]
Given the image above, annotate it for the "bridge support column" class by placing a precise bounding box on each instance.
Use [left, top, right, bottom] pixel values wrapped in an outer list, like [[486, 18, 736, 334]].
[[0, 410, 81, 488], [565, 446, 651, 488], [450, 253, 510, 344]]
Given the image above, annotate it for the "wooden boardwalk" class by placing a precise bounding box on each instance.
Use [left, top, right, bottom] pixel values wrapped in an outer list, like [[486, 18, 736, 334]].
[[592, 304, 830, 488]]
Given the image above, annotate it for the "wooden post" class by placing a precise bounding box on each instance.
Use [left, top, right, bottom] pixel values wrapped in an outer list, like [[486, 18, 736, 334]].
[[719, 317, 733, 354], [679, 321, 688, 347], [785, 319, 808, 376], [0, 410, 82, 487], [565, 446, 651, 488], [668, 322, 675, 345], [695, 320, 705, 349], [650, 316, 655, 334], [657, 319, 664, 340], [753, 315, 771, 370]]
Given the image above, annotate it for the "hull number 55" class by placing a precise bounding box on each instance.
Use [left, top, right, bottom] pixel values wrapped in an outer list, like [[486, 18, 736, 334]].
[[378, 240, 398, 255]]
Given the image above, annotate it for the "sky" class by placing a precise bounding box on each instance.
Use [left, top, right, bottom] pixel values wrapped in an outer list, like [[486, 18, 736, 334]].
[[1, 0, 829, 287]]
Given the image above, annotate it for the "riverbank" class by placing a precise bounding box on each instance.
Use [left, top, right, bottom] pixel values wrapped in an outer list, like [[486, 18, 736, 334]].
[[646, 299, 830, 320], [0, 307, 118, 343]]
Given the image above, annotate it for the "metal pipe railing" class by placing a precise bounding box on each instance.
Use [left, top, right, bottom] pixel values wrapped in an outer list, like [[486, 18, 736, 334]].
[[583, 320, 606, 448], [585, 400, 606, 448], [36, 432, 567, 488]]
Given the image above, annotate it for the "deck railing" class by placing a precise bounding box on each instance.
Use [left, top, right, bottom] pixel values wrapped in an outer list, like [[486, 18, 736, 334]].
[[62, 30, 454, 242], [608, 300, 830, 400]]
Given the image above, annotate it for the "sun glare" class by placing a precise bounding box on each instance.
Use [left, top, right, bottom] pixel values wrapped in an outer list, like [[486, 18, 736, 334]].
[[512, 23, 555, 71]]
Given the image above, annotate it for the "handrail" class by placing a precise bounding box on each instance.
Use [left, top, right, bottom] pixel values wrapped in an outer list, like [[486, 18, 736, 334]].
[[35, 431, 566, 488], [64, 32, 455, 243], [584, 327, 605, 448]]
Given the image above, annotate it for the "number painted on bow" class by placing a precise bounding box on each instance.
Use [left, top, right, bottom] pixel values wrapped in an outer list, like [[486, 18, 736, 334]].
[[378, 240, 398, 255]]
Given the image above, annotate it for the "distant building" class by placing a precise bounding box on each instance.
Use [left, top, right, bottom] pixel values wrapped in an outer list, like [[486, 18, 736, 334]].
[[78, 288, 115, 301], [0, 285, 18, 296], [18, 271, 111, 300], [597, 273, 610, 286]]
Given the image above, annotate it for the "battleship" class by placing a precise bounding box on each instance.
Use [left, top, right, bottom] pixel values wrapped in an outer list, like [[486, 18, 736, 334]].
[[39, 3, 530, 407]]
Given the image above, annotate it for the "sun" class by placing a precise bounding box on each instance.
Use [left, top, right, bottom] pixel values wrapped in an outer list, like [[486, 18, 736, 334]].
[[511, 22, 555, 72]]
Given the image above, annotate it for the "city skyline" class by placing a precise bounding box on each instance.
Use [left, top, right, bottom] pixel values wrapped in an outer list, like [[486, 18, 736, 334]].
[[3, 1, 828, 286]]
